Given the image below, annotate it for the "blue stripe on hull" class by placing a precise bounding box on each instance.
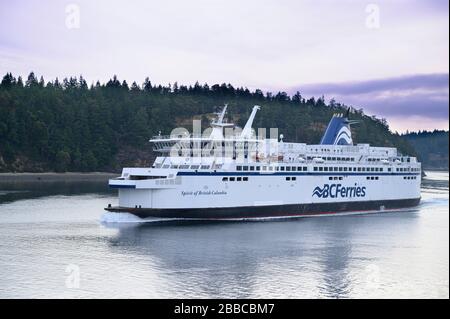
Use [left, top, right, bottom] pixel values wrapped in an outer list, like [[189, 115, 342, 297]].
[[109, 184, 136, 189]]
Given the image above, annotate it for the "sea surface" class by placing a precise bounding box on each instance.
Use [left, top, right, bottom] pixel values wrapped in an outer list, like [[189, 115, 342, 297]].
[[0, 171, 448, 298]]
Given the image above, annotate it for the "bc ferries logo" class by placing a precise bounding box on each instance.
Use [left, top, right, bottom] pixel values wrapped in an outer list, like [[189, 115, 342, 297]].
[[312, 183, 366, 199]]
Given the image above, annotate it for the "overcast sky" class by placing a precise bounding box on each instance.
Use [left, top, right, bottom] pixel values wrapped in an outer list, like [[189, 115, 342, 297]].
[[0, 0, 448, 132]]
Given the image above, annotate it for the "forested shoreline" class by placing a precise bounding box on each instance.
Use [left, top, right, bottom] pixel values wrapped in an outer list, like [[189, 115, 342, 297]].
[[403, 130, 449, 170], [0, 72, 419, 173]]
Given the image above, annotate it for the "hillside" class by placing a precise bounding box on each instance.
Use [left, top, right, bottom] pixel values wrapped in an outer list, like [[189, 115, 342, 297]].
[[403, 130, 449, 170], [0, 72, 417, 173]]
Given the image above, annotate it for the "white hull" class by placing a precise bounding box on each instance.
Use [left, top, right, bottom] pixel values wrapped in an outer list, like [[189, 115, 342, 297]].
[[113, 172, 421, 210]]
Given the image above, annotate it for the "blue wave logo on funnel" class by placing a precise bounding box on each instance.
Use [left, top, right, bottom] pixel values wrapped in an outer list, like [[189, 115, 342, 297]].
[[320, 110, 358, 145]]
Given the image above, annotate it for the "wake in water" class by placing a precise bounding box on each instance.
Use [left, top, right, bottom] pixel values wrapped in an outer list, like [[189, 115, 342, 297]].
[[100, 206, 422, 225], [100, 212, 181, 224]]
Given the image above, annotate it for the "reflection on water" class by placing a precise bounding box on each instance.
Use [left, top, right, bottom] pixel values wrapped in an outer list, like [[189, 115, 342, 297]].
[[0, 181, 113, 204], [0, 172, 448, 298]]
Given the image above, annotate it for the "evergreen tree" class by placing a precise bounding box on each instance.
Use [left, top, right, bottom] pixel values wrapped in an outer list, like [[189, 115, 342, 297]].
[[26, 72, 38, 87], [1, 73, 15, 88]]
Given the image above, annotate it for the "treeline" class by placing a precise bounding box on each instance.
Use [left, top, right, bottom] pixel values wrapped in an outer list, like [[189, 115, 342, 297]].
[[402, 130, 449, 169], [0, 72, 416, 172]]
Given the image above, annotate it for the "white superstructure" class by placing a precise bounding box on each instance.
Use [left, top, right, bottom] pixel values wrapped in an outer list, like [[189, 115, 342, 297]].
[[106, 105, 421, 219]]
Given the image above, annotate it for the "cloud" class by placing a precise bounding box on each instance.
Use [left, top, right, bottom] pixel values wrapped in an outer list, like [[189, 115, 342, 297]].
[[289, 73, 449, 131], [295, 73, 449, 96]]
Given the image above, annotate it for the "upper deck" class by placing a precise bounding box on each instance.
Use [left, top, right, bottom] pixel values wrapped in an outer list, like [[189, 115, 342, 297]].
[[141, 105, 420, 175]]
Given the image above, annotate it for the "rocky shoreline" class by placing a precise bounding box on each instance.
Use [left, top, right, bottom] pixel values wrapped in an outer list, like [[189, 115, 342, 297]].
[[0, 172, 117, 184]]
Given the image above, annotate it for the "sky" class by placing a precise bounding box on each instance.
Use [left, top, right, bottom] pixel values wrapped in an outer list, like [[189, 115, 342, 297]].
[[0, 0, 448, 133]]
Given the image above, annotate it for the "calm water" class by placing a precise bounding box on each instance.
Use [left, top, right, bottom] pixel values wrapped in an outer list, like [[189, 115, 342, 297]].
[[0, 172, 448, 298]]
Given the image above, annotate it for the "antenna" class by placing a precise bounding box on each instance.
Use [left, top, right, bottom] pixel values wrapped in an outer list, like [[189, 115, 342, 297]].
[[241, 105, 261, 139], [345, 107, 350, 118], [217, 104, 227, 124], [209, 104, 234, 140]]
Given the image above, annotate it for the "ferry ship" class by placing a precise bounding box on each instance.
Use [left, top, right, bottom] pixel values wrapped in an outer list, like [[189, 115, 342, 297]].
[[105, 105, 421, 219]]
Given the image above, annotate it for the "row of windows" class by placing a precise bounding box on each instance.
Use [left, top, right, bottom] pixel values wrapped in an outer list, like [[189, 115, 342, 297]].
[[309, 148, 352, 154], [397, 167, 420, 172], [306, 156, 355, 162], [158, 164, 223, 170], [236, 165, 418, 173], [313, 166, 386, 172], [236, 165, 309, 172], [222, 176, 249, 182], [237, 165, 392, 173], [221, 175, 417, 182], [329, 176, 344, 181], [367, 158, 384, 162]]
